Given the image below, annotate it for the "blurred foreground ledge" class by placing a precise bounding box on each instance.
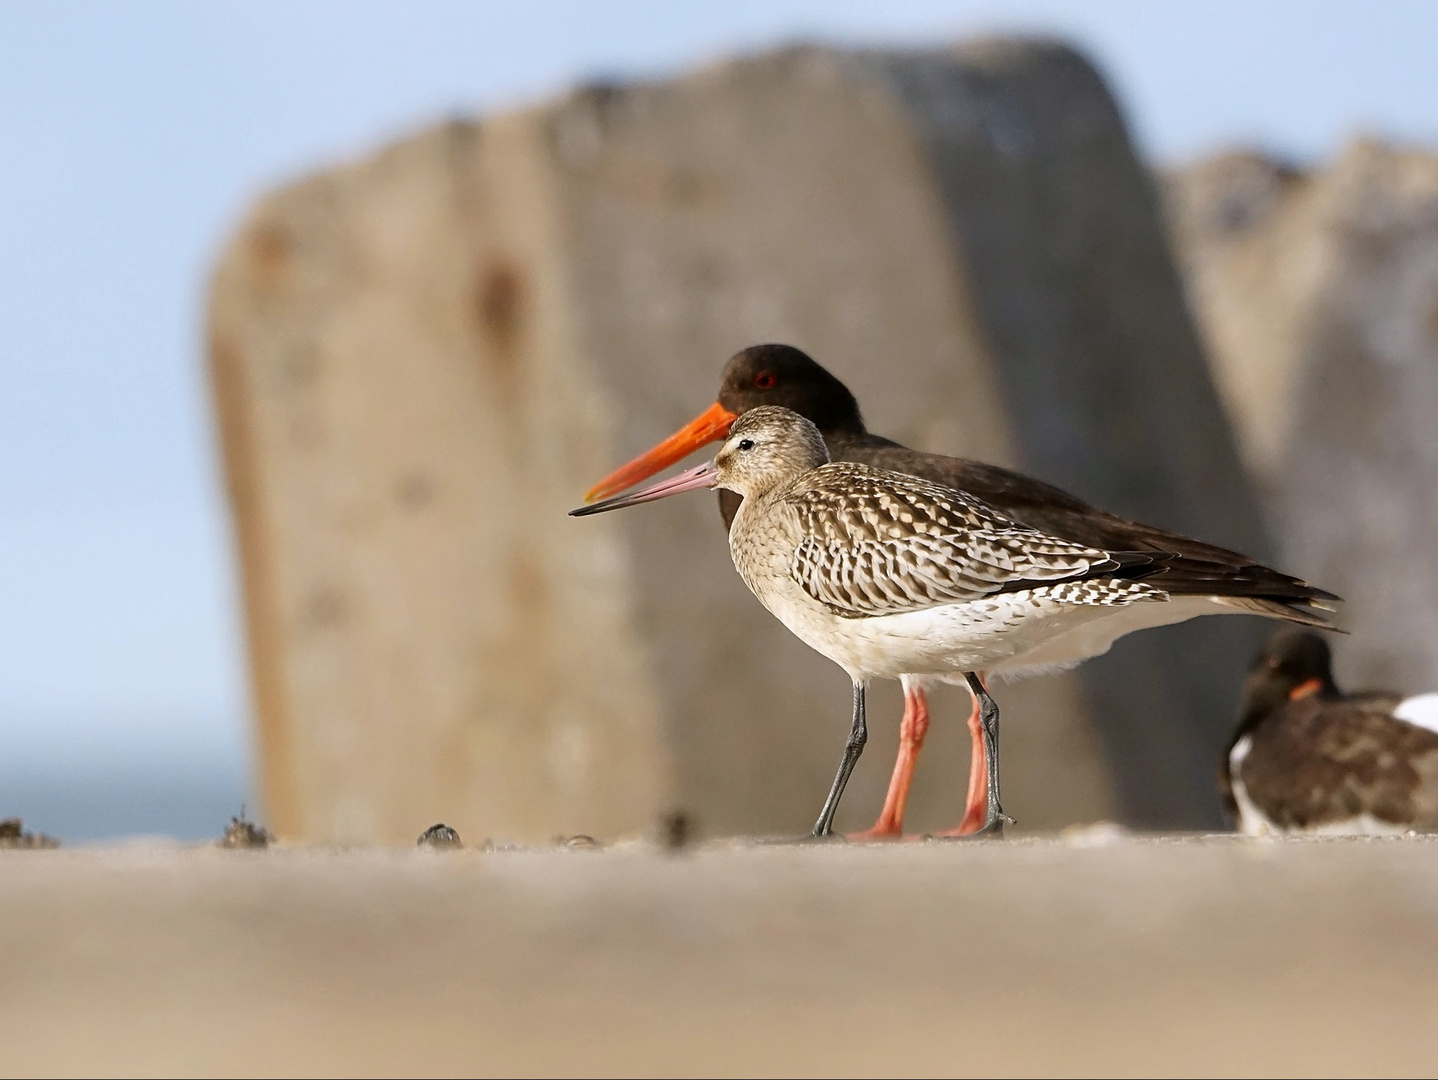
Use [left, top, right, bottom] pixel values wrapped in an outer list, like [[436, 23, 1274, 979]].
[[3, 837, 1438, 1075]]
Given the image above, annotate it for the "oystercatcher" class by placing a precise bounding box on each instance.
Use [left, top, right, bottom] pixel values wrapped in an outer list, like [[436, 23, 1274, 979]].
[[1223, 630, 1438, 836]]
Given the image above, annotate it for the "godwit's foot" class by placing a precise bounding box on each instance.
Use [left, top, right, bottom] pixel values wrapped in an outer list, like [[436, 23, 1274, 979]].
[[987, 805, 1016, 832], [923, 812, 1013, 840]]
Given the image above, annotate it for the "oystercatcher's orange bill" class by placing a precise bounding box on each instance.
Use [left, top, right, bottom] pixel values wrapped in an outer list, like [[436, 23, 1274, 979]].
[[584, 401, 738, 502], [1289, 677, 1325, 701]]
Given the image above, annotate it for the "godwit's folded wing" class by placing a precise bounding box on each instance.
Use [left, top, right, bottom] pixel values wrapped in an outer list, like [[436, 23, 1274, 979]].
[[785, 464, 1163, 620]]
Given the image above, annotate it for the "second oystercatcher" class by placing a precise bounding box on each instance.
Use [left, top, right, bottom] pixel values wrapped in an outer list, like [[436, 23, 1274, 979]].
[[575, 407, 1338, 839], [585, 345, 1338, 838], [1223, 630, 1438, 836]]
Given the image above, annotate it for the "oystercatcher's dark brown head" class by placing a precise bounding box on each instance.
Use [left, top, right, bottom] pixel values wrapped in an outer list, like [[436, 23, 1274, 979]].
[[716, 345, 864, 438], [583, 344, 862, 502], [1240, 629, 1340, 723]]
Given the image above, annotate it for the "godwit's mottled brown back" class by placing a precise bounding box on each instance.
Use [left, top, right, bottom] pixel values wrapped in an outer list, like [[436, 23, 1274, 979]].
[[776, 463, 1161, 619]]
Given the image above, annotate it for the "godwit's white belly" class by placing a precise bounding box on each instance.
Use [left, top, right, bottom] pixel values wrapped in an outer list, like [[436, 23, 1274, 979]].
[[989, 594, 1260, 679], [756, 579, 1196, 682]]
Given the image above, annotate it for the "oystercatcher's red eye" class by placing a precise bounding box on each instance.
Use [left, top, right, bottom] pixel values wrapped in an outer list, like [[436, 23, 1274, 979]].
[[754, 371, 777, 390]]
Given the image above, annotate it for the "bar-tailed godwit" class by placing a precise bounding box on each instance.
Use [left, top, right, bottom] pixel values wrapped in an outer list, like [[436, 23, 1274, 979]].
[[584, 345, 1339, 838], [575, 406, 1338, 838]]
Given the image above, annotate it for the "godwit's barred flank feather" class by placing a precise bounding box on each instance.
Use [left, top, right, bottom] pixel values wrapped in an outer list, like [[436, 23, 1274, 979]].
[[784, 464, 1166, 619]]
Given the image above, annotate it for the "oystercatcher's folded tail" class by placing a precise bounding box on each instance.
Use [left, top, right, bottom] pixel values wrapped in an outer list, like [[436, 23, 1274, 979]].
[[1212, 594, 1342, 631], [1117, 543, 1342, 631]]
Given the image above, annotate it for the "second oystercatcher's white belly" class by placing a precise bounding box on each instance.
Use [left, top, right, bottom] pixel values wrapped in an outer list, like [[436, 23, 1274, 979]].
[[1228, 735, 1278, 837], [1394, 693, 1438, 734]]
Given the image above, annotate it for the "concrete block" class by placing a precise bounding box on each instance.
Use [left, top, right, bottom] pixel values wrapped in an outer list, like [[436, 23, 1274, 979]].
[[210, 42, 1264, 842], [1168, 141, 1438, 696]]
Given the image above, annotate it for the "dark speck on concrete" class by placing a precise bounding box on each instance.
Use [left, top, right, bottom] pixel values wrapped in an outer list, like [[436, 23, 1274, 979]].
[[659, 810, 692, 852], [558, 834, 601, 850], [418, 823, 463, 849], [220, 811, 271, 849]]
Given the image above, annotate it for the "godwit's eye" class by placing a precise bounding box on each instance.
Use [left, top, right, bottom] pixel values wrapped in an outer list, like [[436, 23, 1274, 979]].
[[737, 438, 755, 451], [753, 371, 777, 390]]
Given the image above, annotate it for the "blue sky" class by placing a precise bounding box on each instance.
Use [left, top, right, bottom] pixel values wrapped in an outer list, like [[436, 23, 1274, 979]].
[[3, 0, 1437, 837]]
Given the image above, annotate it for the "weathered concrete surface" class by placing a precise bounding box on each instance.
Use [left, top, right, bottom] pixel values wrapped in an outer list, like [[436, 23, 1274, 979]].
[[1165, 151, 1317, 483], [4, 838, 1438, 1076], [872, 45, 1273, 826], [210, 41, 1267, 844], [1167, 142, 1438, 696]]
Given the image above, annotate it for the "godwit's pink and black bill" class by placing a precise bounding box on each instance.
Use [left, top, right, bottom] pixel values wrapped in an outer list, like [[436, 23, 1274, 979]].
[[583, 346, 1341, 840], [570, 461, 719, 516], [574, 406, 1338, 840]]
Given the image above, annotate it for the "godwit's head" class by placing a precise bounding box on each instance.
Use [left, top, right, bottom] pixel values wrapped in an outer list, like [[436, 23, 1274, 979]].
[[583, 344, 861, 503], [711, 406, 829, 500], [569, 406, 828, 517], [1240, 629, 1339, 723]]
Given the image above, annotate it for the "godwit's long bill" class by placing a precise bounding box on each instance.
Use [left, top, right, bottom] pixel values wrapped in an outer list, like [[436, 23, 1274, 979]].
[[1223, 630, 1438, 836], [574, 407, 1339, 839], [584, 345, 1341, 839]]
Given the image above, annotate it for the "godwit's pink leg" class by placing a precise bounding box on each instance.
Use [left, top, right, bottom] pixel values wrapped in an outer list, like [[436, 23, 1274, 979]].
[[848, 678, 930, 840], [931, 673, 992, 837]]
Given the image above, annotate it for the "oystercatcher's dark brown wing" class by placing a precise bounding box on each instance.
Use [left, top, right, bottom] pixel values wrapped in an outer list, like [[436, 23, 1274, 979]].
[[826, 434, 1339, 628], [1234, 695, 1438, 830]]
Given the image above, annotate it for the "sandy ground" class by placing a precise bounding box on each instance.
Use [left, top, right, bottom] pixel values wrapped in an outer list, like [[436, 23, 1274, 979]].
[[2, 833, 1437, 1077]]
